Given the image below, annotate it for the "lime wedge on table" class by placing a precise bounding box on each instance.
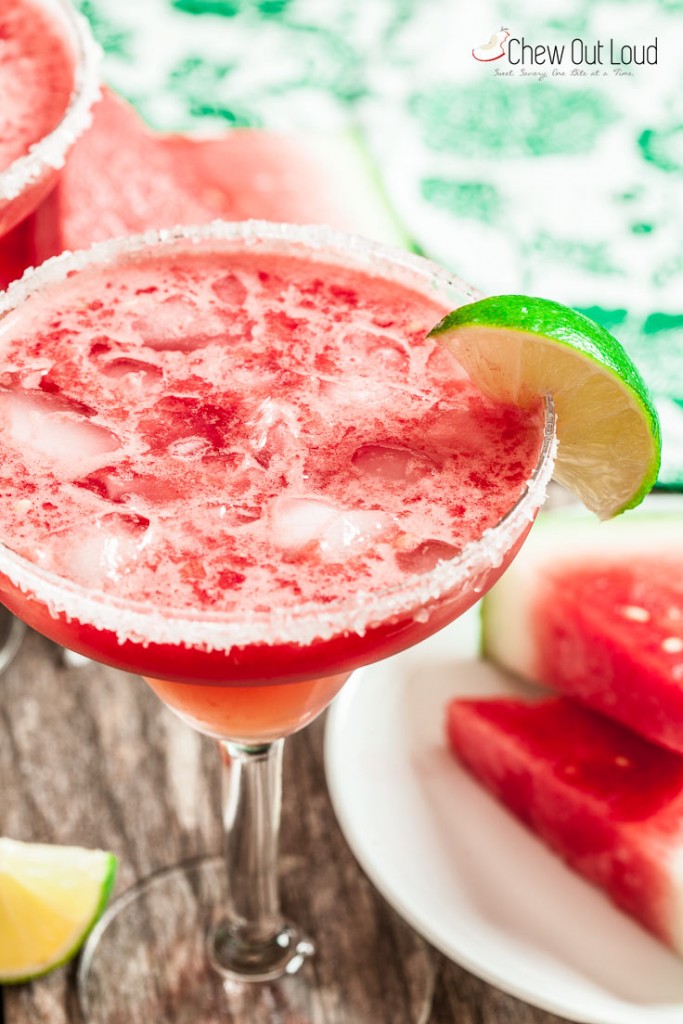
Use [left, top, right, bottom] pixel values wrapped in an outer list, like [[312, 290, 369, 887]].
[[0, 838, 117, 983], [429, 295, 661, 519]]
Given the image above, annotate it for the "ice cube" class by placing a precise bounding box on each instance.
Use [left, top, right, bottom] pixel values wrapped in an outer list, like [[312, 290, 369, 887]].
[[250, 398, 301, 450], [424, 404, 489, 456], [212, 500, 262, 528], [319, 376, 393, 408], [57, 512, 152, 585], [212, 463, 265, 526], [271, 496, 339, 553], [168, 436, 215, 459], [133, 295, 225, 351], [248, 397, 302, 466], [396, 539, 461, 575], [211, 273, 247, 307], [347, 330, 410, 374], [352, 444, 437, 482], [100, 358, 163, 385], [75, 466, 187, 505], [0, 391, 121, 479], [271, 495, 392, 561], [138, 395, 238, 454], [318, 508, 392, 561]]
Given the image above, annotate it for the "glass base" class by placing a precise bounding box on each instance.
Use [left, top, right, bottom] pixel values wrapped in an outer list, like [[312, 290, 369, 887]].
[[209, 918, 314, 982], [78, 855, 434, 1024]]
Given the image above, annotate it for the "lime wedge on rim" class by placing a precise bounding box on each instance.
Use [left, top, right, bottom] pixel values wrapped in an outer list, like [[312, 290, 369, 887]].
[[429, 295, 661, 519], [0, 838, 117, 983]]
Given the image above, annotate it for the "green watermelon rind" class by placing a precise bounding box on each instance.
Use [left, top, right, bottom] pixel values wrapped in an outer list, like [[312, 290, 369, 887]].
[[480, 505, 683, 671], [341, 128, 419, 253], [302, 129, 416, 251]]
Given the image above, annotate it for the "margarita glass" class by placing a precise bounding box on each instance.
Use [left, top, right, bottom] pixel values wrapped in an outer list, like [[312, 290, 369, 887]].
[[0, 0, 100, 239], [0, 222, 556, 1022]]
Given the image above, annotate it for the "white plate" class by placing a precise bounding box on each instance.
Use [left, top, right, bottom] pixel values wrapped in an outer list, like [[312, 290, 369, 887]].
[[325, 608, 683, 1024]]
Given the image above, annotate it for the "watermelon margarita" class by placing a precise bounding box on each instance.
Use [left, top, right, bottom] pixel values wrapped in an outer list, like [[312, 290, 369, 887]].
[[0, 0, 99, 238], [0, 223, 552, 739], [0, 223, 555, 1007]]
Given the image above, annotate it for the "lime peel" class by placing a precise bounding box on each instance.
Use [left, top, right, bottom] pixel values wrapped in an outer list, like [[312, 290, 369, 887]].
[[429, 295, 661, 519], [0, 838, 117, 983]]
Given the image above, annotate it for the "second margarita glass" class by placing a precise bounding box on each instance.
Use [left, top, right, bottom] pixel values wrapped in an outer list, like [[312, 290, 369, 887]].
[[0, 0, 100, 239]]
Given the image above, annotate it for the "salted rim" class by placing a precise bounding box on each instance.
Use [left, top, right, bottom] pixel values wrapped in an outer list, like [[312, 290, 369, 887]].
[[0, 0, 101, 202], [0, 220, 557, 651]]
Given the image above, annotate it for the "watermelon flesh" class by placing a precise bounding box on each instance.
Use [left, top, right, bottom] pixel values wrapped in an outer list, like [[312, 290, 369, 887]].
[[482, 509, 683, 755], [446, 695, 683, 955], [0, 88, 404, 289]]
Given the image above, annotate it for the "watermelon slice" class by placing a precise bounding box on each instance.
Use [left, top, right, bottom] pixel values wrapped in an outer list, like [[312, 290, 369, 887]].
[[0, 88, 406, 287], [0, 88, 406, 285], [481, 507, 683, 754], [446, 695, 683, 955]]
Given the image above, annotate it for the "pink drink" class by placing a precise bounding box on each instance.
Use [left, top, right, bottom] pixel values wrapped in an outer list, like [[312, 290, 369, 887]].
[[0, 227, 548, 740], [0, 0, 76, 173], [0, 0, 96, 238]]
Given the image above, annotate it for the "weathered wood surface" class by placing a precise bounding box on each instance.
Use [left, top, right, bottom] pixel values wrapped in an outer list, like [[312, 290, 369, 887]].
[[0, 629, 569, 1024]]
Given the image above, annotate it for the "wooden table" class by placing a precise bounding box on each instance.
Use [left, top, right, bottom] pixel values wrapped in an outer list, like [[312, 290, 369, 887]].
[[0, 629, 569, 1023]]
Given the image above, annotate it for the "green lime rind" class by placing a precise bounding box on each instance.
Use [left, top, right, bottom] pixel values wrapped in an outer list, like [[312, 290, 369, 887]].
[[429, 295, 656, 411], [0, 852, 118, 985], [429, 294, 661, 517]]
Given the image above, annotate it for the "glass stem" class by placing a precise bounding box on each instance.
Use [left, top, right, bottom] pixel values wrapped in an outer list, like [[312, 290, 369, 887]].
[[222, 739, 284, 944], [210, 738, 313, 980]]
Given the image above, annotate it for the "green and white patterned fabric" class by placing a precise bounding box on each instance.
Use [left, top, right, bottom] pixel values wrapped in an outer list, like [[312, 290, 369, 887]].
[[78, 0, 683, 486]]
